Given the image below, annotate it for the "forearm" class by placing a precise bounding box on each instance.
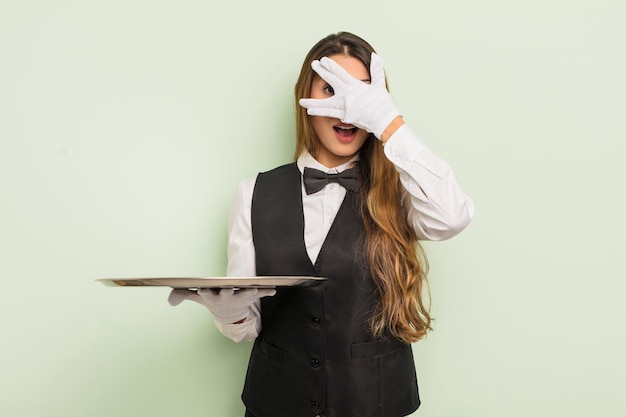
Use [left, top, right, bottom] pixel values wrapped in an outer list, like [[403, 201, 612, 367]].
[[384, 124, 475, 240], [218, 177, 263, 341]]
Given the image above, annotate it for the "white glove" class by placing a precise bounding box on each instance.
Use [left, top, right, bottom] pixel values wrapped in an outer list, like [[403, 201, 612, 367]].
[[299, 52, 401, 139], [168, 287, 276, 324]]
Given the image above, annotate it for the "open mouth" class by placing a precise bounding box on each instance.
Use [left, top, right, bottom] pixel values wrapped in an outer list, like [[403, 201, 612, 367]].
[[333, 124, 358, 138]]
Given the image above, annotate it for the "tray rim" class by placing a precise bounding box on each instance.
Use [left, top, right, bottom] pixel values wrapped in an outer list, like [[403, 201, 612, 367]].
[[96, 276, 327, 289]]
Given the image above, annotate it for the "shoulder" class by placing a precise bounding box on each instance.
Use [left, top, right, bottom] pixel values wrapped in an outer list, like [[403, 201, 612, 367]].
[[253, 162, 302, 201], [257, 162, 299, 178], [255, 162, 300, 187], [234, 163, 299, 206]]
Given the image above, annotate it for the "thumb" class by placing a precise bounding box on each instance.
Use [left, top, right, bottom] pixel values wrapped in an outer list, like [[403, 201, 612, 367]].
[[369, 53, 386, 88], [232, 288, 277, 303], [168, 289, 197, 306], [257, 288, 277, 298]]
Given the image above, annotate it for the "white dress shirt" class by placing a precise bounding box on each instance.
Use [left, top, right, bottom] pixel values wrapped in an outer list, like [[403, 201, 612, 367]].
[[217, 125, 475, 342]]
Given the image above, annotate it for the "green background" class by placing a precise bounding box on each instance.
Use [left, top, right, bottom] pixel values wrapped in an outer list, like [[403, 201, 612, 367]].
[[1, 0, 624, 416]]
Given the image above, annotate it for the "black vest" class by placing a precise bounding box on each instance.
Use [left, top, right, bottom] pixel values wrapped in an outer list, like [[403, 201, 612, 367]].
[[242, 163, 419, 417]]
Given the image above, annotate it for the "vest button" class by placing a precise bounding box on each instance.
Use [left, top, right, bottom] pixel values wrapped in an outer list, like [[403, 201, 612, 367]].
[[310, 317, 320, 327], [310, 358, 320, 368]]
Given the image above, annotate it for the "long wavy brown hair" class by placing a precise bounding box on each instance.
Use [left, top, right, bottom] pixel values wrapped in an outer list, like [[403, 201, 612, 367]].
[[294, 32, 432, 343]]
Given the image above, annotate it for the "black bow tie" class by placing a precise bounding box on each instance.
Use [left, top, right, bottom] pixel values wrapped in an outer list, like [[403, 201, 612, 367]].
[[302, 167, 359, 195]]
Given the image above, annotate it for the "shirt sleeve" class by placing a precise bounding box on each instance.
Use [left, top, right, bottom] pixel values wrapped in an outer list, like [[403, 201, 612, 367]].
[[384, 124, 475, 241], [213, 176, 262, 342]]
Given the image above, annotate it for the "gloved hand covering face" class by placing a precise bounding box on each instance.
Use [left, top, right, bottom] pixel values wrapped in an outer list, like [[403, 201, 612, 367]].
[[168, 287, 276, 324], [299, 53, 401, 140]]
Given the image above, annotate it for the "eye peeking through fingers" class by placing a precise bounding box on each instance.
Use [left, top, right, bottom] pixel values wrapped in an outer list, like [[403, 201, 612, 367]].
[[309, 74, 337, 100]]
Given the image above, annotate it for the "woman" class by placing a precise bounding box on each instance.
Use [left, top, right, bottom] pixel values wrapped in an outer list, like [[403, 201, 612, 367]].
[[170, 32, 474, 417]]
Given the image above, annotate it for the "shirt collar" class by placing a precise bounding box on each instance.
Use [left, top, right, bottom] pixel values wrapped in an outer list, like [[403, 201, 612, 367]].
[[296, 151, 360, 175]]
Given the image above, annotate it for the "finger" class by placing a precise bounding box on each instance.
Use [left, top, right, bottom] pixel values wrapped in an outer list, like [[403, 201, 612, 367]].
[[239, 288, 259, 297], [305, 107, 345, 120], [319, 57, 359, 85], [311, 60, 343, 88], [198, 287, 231, 302], [299, 96, 340, 110], [299, 98, 346, 119], [220, 288, 236, 296], [168, 289, 197, 306], [369, 53, 386, 88], [298, 97, 316, 109], [232, 288, 261, 303]]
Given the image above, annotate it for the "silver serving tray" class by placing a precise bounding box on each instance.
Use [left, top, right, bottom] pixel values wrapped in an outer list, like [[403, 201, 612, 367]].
[[97, 276, 326, 289]]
